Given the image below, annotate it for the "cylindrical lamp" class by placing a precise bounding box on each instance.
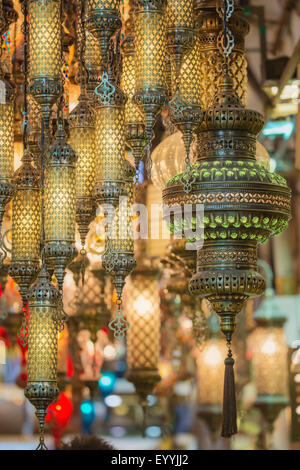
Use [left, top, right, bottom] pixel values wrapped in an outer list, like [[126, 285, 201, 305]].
[[94, 74, 127, 208], [29, 0, 63, 129], [121, 34, 147, 170], [44, 125, 77, 291], [24, 265, 60, 450], [104, 161, 136, 339], [68, 92, 96, 250], [9, 152, 41, 308], [194, 1, 249, 110], [133, 0, 167, 151], [124, 266, 161, 402], [86, 0, 121, 68], [0, 74, 14, 229], [250, 290, 289, 429], [166, 0, 194, 83]]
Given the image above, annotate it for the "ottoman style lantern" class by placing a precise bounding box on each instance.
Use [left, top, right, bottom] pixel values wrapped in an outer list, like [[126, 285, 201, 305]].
[[163, 2, 291, 437]]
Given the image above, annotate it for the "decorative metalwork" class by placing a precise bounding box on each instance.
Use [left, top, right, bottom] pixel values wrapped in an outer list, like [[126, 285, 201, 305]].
[[94, 71, 127, 207], [193, 0, 249, 110], [164, 72, 291, 436], [76, 3, 102, 103], [121, 34, 147, 170], [0, 70, 14, 230], [133, 0, 168, 171], [28, 0, 63, 130], [44, 123, 77, 291], [24, 264, 60, 450], [124, 266, 161, 405], [9, 151, 41, 308], [166, 0, 194, 84], [86, 0, 121, 69], [68, 92, 96, 250], [1, 0, 17, 35], [105, 160, 136, 339]]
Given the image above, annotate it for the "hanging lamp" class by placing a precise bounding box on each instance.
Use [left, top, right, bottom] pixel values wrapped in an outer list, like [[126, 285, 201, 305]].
[[24, 264, 60, 450], [194, 0, 248, 110], [105, 160, 136, 340], [28, 0, 63, 132], [86, 0, 121, 69], [124, 264, 161, 423], [44, 118, 77, 292], [166, 0, 195, 85], [163, 2, 291, 438], [133, 0, 168, 172], [121, 33, 147, 171]]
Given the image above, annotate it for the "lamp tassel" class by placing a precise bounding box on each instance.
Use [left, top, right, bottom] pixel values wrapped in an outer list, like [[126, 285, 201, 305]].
[[221, 341, 237, 438]]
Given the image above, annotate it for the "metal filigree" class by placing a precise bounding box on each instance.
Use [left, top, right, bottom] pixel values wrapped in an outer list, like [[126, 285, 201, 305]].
[[68, 92, 96, 248], [86, 0, 122, 69], [44, 124, 77, 291], [24, 265, 60, 450], [9, 151, 41, 308]]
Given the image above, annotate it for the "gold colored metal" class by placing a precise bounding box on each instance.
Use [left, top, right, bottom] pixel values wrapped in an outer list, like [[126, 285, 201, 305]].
[[44, 124, 77, 291], [124, 266, 161, 400], [24, 265, 60, 450], [166, 0, 194, 82], [9, 151, 41, 307], [86, 0, 121, 68], [94, 72, 127, 207], [133, 0, 168, 150], [28, 0, 63, 128], [0, 75, 15, 229], [68, 92, 96, 248], [121, 34, 147, 169], [194, 1, 249, 110]]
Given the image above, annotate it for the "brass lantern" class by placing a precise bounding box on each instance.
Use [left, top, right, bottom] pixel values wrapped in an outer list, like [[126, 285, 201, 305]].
[[86, 0, 121, 68], [9, 152, 41, 309], [94, 72, 127, 208], [133, 0, 168, 159], [25, 265, 60, 450], [124, 265, 161, 405], [163, 75, 291, 437], [0, 72, 14, 230], [44, 124, 77, 292], [76, 3, 102, 103], [68, 92, 96, 251], [166, 0, 194, 84], [121, 34, 147, 170], [105, 160, 136, 339], [28, 0, 63, 130], [194, 0, 249, 110], [250, 290, 289, 431]]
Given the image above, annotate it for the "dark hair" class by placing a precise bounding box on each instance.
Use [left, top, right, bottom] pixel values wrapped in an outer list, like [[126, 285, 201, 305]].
[[57, 435, 116, 451]]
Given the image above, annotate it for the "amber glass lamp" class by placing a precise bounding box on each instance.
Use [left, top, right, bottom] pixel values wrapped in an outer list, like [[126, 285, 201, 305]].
[[28, 0, 63, 130], [133, 0, 167, 158], [44, 124, 77, 292], [25, 265, 60, 450], [68, 92, 96, 251], [124, 266, 161, 404], [0, 72, 15, 230]]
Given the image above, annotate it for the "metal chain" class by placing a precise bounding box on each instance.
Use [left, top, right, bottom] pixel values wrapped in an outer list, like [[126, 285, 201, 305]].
[[21, 0, 29, 150]]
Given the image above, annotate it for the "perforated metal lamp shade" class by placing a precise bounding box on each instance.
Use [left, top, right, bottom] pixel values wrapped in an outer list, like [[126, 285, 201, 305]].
[[44, 126, 77, 291], [133, 0, 168, 145], [121, 34, 147, 169], [86, 0, 121, 68], [124, 267, 161, 400], [24, 265, 60, 450], [68, 93, 96, 248], [9, 152, 41, 307], [28, 0, 63, 127]]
